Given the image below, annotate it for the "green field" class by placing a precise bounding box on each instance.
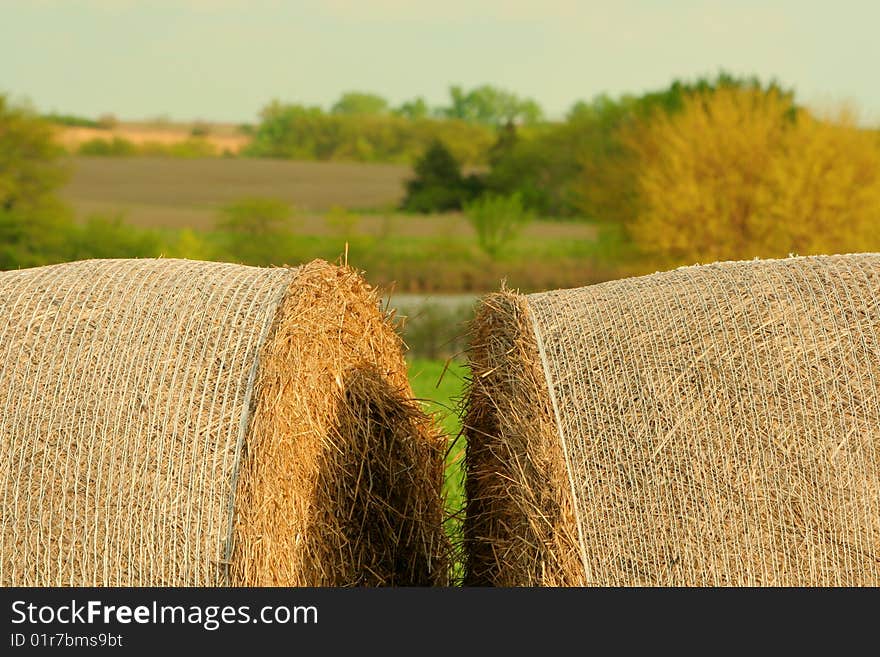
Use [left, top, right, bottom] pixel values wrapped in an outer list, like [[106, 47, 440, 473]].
[[407, 357, 468, 572]]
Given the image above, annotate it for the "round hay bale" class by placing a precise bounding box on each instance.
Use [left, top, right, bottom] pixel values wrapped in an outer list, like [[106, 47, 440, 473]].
[[0, 258, 448, 586], [464, 254, 880, 586]]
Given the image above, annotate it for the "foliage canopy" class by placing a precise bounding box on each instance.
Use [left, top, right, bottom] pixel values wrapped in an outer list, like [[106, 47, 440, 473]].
[[625, 87, 880, 263], [402, 140, 483, 213]]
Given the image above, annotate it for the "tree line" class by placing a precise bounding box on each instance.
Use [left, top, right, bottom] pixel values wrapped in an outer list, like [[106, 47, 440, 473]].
[[401, 73, 880, 264], [242, 85, 544, 165], [44, 85, 545, 165], [8, 72, 880, 270]]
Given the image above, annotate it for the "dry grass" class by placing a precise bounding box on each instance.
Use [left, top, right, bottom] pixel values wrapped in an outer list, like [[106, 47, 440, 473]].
[[57, 124, 250, 153], [465, 255, 880, 586], [230, 260, 449, 585], [463, 291, 583, 586]]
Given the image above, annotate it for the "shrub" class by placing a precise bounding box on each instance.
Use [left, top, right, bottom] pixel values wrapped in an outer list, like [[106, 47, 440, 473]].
[[464, 192, 533, 259], [215, 197, 294, 265], [71, 213, 162, 260], [0, 202, 77, 270], [41, 113, 100, 129], [78, 137, 136, 156], [165, 228, 214, 261]]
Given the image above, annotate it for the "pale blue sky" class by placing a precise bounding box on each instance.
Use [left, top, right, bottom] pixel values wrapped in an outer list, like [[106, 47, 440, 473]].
[[1, 0, 878, 123]]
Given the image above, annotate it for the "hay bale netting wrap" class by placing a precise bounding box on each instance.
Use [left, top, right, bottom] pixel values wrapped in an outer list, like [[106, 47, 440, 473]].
[[0, 258, 448, 586], [465, 254, 880, 586]]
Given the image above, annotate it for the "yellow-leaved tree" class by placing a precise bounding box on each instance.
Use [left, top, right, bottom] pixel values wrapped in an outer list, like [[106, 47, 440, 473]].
[[624, 87, 880, 265]]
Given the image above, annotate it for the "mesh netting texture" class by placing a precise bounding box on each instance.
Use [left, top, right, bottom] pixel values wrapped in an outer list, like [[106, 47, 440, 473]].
[[0, 258, 448, 586], [465, 254, 880, 586]]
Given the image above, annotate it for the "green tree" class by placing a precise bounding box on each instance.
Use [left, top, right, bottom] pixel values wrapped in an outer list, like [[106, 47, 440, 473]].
[[487, 121, 518, 167], [77, 136, 137, 156], [585, 74, 795, 220], [0, 96, 67, 212], [246, 101, 328, 159], [0, 94, 76, 269], [478, 72, 796, 220], [402, 140, 483, 213], [0, 202, 74, 269], [246, 99, 495, 164], [574, 73, 796, 224], [331, 91, 389, 115], [484, 115, 603, 216], [464, 192, 533, 259], [393, 97, 430, 120], [443, 85, 543, 125]]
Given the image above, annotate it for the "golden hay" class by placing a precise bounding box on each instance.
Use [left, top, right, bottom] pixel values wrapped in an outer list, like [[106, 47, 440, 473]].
[[0, 258, 448, 586], [464, 254, 880, 586]]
